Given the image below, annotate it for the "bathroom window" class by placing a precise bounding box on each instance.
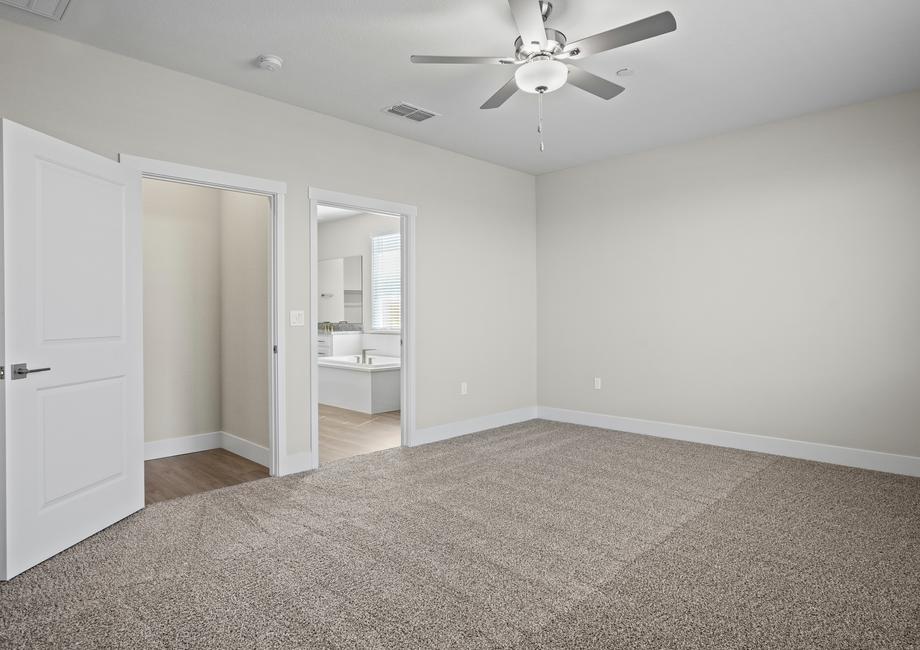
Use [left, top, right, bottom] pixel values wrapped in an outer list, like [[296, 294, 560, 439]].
[[370, 233, 401, 332]]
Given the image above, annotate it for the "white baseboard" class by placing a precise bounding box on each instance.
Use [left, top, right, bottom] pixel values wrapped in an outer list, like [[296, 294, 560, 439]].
[[144, 431, 222, 461], [410, 406, 538, 447], [221, 431, 271, 467], [144, 431, 270, 468], [538, 406, 920, 477], [145, 410, 919, 478]]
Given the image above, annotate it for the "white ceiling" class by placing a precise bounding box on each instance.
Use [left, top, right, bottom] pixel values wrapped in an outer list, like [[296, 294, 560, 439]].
[[3, 0, 920, 174]]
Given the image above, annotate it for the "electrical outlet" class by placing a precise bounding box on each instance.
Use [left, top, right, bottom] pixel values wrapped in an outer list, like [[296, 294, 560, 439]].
[[594, 377, 602, 390], [460, 381, 468, 396], [289, 310, 305, 327]]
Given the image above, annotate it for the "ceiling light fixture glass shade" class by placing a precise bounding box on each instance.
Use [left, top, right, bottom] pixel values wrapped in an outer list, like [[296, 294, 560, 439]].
[[514, 58, 568, 94]]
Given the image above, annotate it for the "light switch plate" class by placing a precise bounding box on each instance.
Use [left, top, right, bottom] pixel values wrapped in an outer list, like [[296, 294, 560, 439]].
[[289, 310, 305, 327]]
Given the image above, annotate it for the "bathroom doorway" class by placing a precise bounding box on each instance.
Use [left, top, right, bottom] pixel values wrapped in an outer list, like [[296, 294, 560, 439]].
[[309, 189, 416, 468]]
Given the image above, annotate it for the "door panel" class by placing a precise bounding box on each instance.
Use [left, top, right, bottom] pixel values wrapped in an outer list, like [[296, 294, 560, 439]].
[[40, 378, 126, 504], [38, 159, 126, 342], [2, 119, 143, 580]]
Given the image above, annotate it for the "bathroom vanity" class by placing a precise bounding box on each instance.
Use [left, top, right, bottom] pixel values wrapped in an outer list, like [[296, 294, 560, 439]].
[[316, 330, 362, 357]]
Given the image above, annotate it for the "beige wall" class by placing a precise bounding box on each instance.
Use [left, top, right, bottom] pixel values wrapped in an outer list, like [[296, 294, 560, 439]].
[[143, 180, 271, 448], [0, 19, 538, 456], [142, 179, 222, 441], [220, 191, 271, 447], [318, 213, 401, 331], [536, 90, 920, 457]]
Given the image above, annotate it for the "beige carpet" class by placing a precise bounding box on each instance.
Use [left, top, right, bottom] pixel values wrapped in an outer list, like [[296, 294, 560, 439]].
[[1, 419, 918, 649]]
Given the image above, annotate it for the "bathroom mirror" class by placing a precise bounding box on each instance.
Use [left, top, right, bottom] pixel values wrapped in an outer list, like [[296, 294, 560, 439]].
[[318, 255, 362, 326]]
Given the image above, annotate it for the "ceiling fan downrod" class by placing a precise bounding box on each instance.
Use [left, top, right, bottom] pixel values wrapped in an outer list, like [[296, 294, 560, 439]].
[[537, 89, 545, 152]]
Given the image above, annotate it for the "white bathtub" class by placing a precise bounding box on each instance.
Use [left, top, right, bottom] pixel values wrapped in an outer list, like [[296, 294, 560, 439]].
[[319, 355, 400, 370], [318, 355, 400, 414]]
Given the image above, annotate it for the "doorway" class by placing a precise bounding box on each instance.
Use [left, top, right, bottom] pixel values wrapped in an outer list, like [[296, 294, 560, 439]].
[[309, 189, 416, 469], [123, 156, 287, 501]]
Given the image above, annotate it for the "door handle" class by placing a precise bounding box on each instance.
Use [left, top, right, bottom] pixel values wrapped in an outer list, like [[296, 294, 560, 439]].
[[10, 363, 51, 380]]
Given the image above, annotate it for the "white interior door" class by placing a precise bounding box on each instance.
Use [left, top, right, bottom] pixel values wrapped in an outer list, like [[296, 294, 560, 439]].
[[1, 120, 143, 580]]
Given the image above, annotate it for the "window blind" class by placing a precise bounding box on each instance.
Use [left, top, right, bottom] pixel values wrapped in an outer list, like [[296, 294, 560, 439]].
[[370, 233, 401, 331]]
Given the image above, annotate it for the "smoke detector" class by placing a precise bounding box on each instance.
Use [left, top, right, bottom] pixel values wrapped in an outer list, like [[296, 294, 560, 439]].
[[257, 55, 284, 72], [0, 0, 73, 20]]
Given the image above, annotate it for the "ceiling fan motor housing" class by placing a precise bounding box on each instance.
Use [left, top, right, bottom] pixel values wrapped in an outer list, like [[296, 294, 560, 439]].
[[514, 27, 567, 59]]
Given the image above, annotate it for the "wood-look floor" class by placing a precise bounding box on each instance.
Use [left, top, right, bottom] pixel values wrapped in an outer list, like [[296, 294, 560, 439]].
[[319, 404, 401, 465], [144, 448, 269, 505], [145, 407, 398, 503]]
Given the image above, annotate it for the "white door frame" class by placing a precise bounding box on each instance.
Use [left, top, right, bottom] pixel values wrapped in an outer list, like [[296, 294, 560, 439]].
[[308, 188, 417, 469], [119, 155, 288, 476]]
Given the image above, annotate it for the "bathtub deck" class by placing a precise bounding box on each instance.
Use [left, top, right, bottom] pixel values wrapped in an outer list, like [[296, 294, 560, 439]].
[[319, 404, 401, 464]]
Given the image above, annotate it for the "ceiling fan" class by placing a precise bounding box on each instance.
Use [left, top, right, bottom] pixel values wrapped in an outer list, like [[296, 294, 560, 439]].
[[410, 1, 676, 149]]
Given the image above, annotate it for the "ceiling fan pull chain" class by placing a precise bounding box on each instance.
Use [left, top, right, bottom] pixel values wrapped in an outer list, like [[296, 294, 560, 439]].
[[537, 91, 545, 152]]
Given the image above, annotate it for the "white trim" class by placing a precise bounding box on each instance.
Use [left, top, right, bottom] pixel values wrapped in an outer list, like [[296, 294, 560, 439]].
[[119, 155, 286, 196], [144, 432, 270, 468], [278, 452, 312, 476], [120, 154, 288, 476], [538, 407, 920, 478], [308, 188, 417, 470], [401, 204, 417, 449], [144, 432, 222, 461], [220, 432, 271, 467], [308, 188, 417, 219], [309, 194, 320, 471], [270, 193, 287, 476], [410, 407, 538, 447]]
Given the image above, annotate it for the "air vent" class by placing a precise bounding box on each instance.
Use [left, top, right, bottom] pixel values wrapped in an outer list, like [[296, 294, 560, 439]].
[[384, 102, 439, 123], [0, 0, 72, 20]]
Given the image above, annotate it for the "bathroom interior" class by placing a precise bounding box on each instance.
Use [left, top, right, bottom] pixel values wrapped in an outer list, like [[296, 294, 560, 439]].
[[316, 205, 402, 464]]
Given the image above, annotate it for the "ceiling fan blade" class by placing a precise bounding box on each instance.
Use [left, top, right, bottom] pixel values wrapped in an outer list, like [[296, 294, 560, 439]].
[[565, 65, 625, 100], [508, 0, 547, 50], [481, 76, 519, 110], [565, 11, 676, 59], [410, 55, 516, 65]]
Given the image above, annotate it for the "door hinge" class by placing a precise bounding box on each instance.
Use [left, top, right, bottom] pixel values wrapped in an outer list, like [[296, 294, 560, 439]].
[[0, 365, 4, 380], [273, 345, 278, 354]]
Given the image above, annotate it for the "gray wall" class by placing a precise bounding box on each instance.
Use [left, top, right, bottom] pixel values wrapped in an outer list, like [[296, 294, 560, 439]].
[[536, 90, 920, 457]]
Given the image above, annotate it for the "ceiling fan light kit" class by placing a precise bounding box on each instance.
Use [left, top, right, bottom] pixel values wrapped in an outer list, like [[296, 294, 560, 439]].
[[410, 1, 677, 151], [515, 58, 567, 94]]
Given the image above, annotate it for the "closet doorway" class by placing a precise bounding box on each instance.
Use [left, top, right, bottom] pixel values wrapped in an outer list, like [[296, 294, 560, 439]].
[[122, 156, 286, 503]]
